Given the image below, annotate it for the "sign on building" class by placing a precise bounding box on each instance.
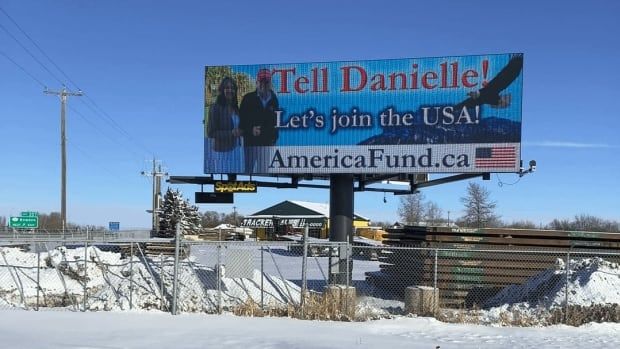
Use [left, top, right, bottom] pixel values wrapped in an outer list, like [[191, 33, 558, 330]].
[[204, 53, 523, 175], [109, 222, 120, 231]]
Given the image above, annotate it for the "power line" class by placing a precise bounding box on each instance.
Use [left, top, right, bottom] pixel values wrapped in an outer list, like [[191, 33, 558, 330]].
[[0, 6, 155, 157], [0, 47, 151, 163], [1, 49, 152, 163], [67, 139, 130, 181], [0, 6, 81, 91], [77, 96, 155, 156], [0, 21, 64, 85], [67, 104, 147, 161], [0, 50, 46, 88]]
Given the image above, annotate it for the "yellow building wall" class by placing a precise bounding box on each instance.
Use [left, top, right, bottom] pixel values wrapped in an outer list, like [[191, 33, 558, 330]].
[[319, 219, 370, 239], [353, 220, 370, 229]]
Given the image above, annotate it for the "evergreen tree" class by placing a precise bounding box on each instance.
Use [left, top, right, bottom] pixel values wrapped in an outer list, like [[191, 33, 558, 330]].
[[158, 188, 202, 237]]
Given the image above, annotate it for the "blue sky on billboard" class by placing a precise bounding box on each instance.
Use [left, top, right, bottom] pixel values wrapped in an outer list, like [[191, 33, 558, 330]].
[[225, 54, 523, 143], [0, 0, 619, 227]]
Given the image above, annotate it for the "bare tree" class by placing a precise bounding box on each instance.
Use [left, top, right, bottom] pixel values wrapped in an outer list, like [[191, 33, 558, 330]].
[[38, 212, 63, 230], [460, 182, 499, 228], [222, 212, 244, 225], [548, 214, 619, 232], [548, 218, 571, 231], [371, 220, 395, 228], [425, 202, 443, 225], [504, 220, 538, 229], [201, 211, 224, 228], [398, 192, 426, 224]]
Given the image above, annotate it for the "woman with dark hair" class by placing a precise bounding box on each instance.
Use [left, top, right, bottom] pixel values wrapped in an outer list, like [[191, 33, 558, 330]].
[[207, 77, 243, 173]]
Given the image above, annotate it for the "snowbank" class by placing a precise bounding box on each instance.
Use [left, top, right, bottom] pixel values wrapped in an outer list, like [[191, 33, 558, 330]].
[[0, 246, 300, 312], [485, 257, 620, 309]]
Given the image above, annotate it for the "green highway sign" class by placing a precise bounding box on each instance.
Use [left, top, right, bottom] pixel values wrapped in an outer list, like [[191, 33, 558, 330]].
[[21, 211, 38, 217], [9, 216, 39, 229]]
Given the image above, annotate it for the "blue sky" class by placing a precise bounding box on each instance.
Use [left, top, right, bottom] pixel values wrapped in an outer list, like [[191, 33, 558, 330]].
[[1, 0, 619, 229]]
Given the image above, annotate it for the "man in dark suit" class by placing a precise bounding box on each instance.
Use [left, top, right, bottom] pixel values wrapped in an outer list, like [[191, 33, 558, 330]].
[[239, 68, 279, 174]]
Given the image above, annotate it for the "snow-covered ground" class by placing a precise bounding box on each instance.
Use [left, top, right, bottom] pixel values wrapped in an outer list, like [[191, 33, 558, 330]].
[[1, 243, 620, 327], [1, 310, 619, 349]]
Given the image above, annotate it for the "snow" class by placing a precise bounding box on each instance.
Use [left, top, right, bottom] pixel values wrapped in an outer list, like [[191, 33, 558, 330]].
[[1, 310, 619, 348], [0, 245, 306, 312], [485, 257, 620, 308], [1, 245, 620, 347], [3, 245, 620, 318]]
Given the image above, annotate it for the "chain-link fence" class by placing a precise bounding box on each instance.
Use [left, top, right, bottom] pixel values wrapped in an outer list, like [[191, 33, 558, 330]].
[[354, 244, 620, 324], [1, 234, 619, 325], [0, 228, 150, 241]]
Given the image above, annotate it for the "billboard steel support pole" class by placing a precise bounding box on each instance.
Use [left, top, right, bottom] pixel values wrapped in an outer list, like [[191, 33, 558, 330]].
[[329, 174, 353, 285]]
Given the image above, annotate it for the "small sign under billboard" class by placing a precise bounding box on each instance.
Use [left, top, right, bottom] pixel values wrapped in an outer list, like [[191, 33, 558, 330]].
[[204, 53, 523, 175], [195, 192, 234, 204], [214, 181, 257, 193]]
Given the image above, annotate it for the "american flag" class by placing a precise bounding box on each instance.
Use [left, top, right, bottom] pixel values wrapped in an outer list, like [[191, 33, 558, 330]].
[[475, 146, 516, 168]]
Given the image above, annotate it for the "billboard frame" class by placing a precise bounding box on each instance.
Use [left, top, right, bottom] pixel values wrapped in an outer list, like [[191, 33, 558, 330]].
[[204, 53, 523, 176]]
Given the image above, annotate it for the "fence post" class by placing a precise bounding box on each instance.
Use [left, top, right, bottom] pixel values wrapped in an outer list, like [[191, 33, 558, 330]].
[[172, 223, 181, 315], [346, 242, 350, 288], [260, 244, 264, 310], [1, 250, 25, 306], [434, 249, 438, 315], [129, 242, 134, 310], [83, 241, 88, 311], [565, 250, 570, 324], [301, 225, 309, 313], [159, 254, 165, 311], [36, 250, 40, 311], [217, 240, 222, 314]]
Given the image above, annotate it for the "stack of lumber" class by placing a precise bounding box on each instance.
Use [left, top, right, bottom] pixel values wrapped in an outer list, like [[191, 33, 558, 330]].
[[366, 226, 620, 308], [119, 241, 190, 259]]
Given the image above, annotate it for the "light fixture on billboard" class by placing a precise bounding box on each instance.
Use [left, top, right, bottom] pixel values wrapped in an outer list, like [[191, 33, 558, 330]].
[[519, 160, 537, 177]]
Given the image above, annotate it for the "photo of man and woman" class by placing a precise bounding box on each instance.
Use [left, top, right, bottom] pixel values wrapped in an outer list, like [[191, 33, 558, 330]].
[[205, 68, 279, 174]]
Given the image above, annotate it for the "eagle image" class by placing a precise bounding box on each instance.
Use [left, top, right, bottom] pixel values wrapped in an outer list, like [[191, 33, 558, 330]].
[[455, 54, 523, 109]]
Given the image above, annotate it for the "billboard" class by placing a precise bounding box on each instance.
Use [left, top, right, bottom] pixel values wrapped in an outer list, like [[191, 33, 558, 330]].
[[204, 53, 523, 175]]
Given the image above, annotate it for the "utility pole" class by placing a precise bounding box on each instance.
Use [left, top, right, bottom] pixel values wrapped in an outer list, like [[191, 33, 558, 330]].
[[233, 206, 237, 226], [45, 87, 82, 232], [142, 159, 167, 235]]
